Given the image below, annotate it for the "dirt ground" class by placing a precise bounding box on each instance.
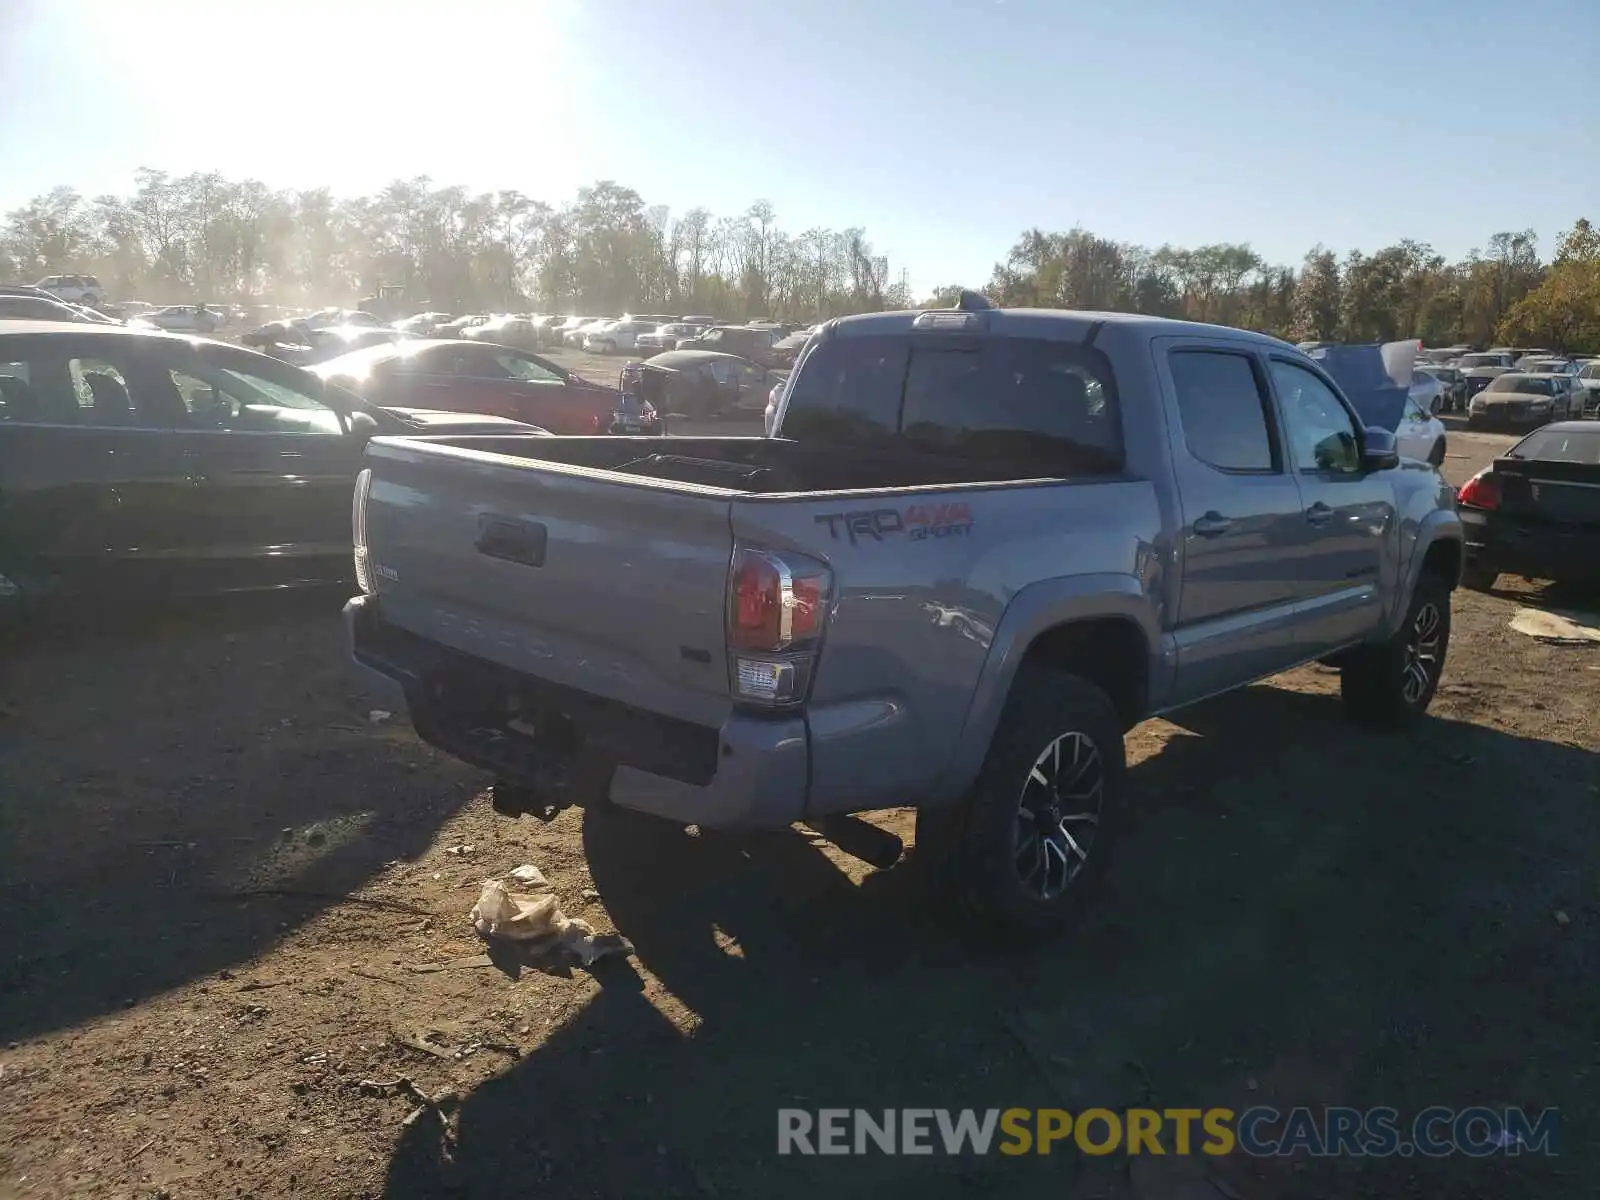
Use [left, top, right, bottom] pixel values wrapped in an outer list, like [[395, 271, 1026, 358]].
[[1, 424, 1595, 1200]]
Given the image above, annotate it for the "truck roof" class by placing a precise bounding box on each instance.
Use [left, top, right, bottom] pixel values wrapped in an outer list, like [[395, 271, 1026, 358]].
[[824, 306, 1294, 350]]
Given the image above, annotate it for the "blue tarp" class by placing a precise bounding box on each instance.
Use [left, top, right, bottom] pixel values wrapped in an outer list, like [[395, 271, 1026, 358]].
[[1304, 341, 1419, 432]]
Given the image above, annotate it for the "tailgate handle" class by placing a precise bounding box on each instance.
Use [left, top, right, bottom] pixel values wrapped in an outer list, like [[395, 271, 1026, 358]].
[[476, 517, 547, 567]]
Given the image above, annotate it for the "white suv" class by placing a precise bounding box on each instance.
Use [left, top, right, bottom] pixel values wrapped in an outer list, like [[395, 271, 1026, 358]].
[[35, 274, 105, 307], [583, 320, 658, 354]]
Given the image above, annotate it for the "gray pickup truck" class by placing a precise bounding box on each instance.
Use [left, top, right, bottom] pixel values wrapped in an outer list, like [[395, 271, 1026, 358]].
[[345, 295, 1463, 930]]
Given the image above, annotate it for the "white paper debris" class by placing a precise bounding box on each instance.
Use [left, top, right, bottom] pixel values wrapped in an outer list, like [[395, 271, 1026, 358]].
[[469, 873, 631, 966], [1508, 607, 1600, 644]]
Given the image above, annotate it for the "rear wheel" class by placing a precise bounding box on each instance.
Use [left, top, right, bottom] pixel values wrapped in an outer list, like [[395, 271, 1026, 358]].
[[1426, 440, 1445, 467], [1340, 571, 1450, 730], [920, 670, 1124, 934]]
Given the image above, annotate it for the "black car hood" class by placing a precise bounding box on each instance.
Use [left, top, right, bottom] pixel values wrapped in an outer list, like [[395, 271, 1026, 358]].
[[383, 407, 550, 435]]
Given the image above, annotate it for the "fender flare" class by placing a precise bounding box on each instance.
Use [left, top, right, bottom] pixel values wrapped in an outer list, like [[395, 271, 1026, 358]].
[[1390, 507, 1464, 633], [928, 573, 1164, 808]]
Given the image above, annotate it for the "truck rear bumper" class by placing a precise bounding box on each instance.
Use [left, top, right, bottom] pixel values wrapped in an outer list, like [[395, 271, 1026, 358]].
[[344, 594, 807, 829]]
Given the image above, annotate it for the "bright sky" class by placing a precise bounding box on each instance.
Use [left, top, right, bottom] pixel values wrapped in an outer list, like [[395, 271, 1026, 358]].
[[2, 0, 1596, 293]]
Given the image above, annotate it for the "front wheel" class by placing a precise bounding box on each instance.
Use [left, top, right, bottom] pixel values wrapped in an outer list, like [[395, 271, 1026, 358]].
[[923, 670, 1125, 934], [1340, 572, 1450, 730], [1427, 440, 1445, 468]]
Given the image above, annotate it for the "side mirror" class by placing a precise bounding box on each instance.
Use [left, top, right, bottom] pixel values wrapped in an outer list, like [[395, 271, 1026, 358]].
[[1361, 427, 1400, 472], [347, 411, 380, 439]]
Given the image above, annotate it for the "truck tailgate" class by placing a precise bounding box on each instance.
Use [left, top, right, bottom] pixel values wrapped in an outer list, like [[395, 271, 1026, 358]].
[[361, 437, 736, 727]]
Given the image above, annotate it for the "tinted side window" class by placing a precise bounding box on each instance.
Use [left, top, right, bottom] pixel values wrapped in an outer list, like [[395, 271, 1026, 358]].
[[780, 335, 908, 439], [1270, 360, 1362, 474], [1168, 351, 1276, 472]]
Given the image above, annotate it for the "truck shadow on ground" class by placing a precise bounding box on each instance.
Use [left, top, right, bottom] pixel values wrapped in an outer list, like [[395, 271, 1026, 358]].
[[0, 595, 480, 1042], [383, 683, 1595, 1200]]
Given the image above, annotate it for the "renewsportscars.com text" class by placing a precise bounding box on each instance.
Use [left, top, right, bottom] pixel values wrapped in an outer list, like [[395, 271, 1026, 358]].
[[777, 1106, 1558, 1158]]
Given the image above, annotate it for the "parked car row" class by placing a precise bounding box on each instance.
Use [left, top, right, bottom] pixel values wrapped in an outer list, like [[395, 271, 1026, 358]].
[[0, 323, 547, 607], [1416, 344, 1596, 428]]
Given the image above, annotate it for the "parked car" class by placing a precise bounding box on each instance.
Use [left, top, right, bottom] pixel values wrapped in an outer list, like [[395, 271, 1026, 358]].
[[33, 274, 105, 307], [345, 297, 1463, 930], [145, 305, 220, 334], [634, 350, 784, 419], [0, 294, 105, 323], [282, 325, 415, 367], [771, 326, 815, 367], [1458, 355, 1513, 406], [433, 315, 491, 338], [1577, 361, 1600, 416], [1416, 364, 1466, 413], [562, 318, 611, 347], [1467, 373, 1575, 429], [583, 319, 658, 354], [462, 315, 545, 352], [1516, 357, 1577, 379], [675, 324, 781, 367], [526, 315, 569, 346], [1457, 422, 1600, 590], [311, 338, 661, 435], [634, 322, 706, 354], [394, 312, 454, 336], [0, 323, 545, 608]]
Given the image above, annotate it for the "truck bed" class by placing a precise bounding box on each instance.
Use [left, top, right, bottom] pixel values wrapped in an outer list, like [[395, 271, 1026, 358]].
[[405, 433, 1091, 496]]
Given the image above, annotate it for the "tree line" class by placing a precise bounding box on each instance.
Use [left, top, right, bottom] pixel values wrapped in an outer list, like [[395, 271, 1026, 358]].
[[2, 169, 1595, 350], [935, 219, 1599, 353]]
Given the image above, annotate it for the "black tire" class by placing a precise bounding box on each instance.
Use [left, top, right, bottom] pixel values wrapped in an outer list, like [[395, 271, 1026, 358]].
[[1340, 571, 1450, 731], [1460, 560, 1499, 592], [1427, 440, 1445, 468], [921, 670, 1125, 934], [1466, 417, 1481, 431]]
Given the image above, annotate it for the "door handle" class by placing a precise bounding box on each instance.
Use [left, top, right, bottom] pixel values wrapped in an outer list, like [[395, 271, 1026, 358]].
[[1305, 502, 1336, 526], [1192, 513, 1233, 538]]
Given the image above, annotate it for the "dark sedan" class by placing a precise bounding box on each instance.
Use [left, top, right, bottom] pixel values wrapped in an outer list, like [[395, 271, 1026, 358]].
[[0, 322, 544, 607], [311, 338, 662, 435], [1466, 373, 1576, 429], [1457, 423, 1600, 590], [636, 349, 786, 419]]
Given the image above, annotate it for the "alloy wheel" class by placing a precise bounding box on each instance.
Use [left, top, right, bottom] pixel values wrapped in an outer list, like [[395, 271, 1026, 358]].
[[1403, 602, 1443, 704], [1014, 730, 1104, 900]]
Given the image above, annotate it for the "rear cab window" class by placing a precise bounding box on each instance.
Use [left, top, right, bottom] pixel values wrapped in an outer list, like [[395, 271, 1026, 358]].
[[779, 332, 1122, 474]]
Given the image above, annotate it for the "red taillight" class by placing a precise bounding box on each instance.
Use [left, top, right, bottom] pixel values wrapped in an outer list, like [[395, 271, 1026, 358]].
[[727, 546, 833, 707], [1457, 470, 1500, 511], [729, 548, 829, 651], [733, 553, 782, 646]]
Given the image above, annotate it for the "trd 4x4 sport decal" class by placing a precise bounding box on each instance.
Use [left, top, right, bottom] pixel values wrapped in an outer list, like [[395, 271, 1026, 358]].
[[814, 502, 975, 545]]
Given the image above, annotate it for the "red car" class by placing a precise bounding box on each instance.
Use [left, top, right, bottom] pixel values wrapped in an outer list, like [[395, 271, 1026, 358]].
[[310, 339, 662, 435]]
